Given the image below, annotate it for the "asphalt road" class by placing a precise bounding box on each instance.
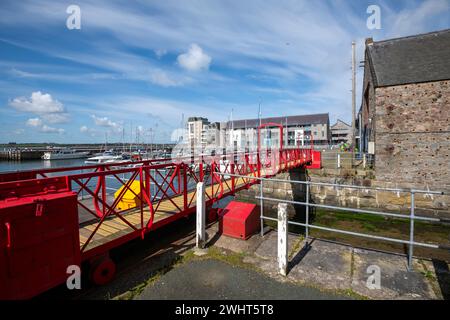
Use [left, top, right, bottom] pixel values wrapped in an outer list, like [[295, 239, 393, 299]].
[[137, 259, 349, 300]]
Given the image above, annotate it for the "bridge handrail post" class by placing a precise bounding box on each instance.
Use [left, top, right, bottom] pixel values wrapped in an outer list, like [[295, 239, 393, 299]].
[[260, 179, 264, 237], [100, 166, 106, 217], [183, 163, 188, 211], [231, 163, 235, 193], [80, 169, 84, 200], [139, 167, 144, 229], [278, 202, 288, 276], [257, 152, 261, 178], [199, 161, 204, 182]]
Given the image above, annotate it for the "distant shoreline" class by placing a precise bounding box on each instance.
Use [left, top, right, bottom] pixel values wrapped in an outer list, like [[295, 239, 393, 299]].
[[1, 142, 176, 148]]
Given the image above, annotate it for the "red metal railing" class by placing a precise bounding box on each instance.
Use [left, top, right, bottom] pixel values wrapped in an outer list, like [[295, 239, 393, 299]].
[[0, 147, 313, 257]]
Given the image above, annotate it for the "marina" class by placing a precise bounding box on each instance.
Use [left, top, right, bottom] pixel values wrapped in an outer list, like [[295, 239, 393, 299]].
[[0, 145, 174, 172], [1, 0, 449, 303]]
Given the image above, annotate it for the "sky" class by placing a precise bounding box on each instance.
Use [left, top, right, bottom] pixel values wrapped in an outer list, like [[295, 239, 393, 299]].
[[0, 0, 449, 144]]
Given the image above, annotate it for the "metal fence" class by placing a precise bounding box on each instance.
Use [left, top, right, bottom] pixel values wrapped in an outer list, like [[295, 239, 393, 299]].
[[320, 152, 375, 169], [216, 172, 449, 272]]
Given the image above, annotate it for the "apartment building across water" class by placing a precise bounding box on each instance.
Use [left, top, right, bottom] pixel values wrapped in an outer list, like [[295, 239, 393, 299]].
[[186, 113, 330, 150]]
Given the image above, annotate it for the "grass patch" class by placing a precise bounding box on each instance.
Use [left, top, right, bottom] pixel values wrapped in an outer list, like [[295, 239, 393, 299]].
[[361, 221, 378, 232], [337, 288, 369, 300], [420, 270, 436, 281], [203, 246, 256, 270], [289, 235, 304, 259]]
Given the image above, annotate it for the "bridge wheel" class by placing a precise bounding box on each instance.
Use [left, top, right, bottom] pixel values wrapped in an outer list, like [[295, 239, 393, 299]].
[[89, 256, 116, 286]]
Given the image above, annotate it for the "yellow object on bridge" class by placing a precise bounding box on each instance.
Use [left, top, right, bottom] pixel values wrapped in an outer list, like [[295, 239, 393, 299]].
[[114, 180, 144, 211]]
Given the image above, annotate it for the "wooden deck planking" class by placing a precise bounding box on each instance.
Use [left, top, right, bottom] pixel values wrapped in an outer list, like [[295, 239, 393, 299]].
[[78, 163, 299, 252]]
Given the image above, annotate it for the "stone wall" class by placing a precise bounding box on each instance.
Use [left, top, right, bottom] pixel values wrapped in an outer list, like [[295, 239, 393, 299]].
[[375, 80, 450, 194], [236, 167, 450, 219]]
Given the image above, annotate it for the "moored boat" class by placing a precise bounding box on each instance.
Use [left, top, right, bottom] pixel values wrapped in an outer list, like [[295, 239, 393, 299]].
[[84, 150, 123, 164], [42, 148, 90, 160]]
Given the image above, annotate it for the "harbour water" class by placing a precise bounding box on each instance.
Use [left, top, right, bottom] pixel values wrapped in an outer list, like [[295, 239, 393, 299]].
[[0, 159, 202, 205], [0, 158, 231, 209], [0, 158, 88, 173]]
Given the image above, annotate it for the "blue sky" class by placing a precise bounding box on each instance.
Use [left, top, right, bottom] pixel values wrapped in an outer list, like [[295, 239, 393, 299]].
[[0, 0, 449, 143]]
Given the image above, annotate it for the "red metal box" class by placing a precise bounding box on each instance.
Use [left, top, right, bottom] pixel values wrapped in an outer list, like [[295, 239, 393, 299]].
[[306, 150, 321, 169], [219, 201, 260, 240], [0, 191, 80, 299]]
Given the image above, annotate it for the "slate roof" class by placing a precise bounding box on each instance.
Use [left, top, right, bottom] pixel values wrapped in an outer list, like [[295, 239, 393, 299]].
[[367, 29, 450, 87], [228, 113, 329, 129], [331, 119, 351, 129]]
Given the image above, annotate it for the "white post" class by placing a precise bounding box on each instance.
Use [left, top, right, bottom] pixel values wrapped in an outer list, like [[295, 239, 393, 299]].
[[260, 180, 264, 237], [196, 182, 206, 249], [278, 203, 288, 276], [363, 153, 367, 169], [337, 153, 341, 169]]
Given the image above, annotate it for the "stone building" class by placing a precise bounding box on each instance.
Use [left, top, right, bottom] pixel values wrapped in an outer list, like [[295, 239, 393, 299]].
[[331, 119, 352, 145], [356, 29, 450, 192]]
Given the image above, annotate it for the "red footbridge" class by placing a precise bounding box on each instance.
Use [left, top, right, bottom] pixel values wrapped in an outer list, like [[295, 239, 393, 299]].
[[0, 132, 320, 299]]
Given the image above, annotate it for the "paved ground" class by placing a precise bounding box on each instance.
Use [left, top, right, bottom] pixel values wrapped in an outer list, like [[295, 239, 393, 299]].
[[211, 228, 447, 300], [137, 259, 348, 300], [39, 213, 449, 300]]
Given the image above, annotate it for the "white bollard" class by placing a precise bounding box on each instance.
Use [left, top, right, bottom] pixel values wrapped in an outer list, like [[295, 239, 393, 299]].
[[196, 182, 206, 249], [363, 153, 367, 169], [278, 203, 288, 276], [337, 153, 341, 169]]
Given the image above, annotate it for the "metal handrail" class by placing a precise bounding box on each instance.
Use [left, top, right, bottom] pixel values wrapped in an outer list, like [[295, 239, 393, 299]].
[[259, 215, 439, 249], [255, 196, 443, 222], [215, 171, 449, 271], [216, 172, 444, 195]]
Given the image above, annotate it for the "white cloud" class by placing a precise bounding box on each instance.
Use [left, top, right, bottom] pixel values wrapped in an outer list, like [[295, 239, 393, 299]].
[[135, 125, 148, 139], [80, 125, 99, 136], [1, 1, 448, 131], [91, 115, 123, 134], [149, 69, 191, 87], [26, 117, 66, 134], [9, 91, 64, 114], [104, 95, 236, 125], [177, 44, 212, 72], [41, 113, 70, 124], [13, 128, 25, 135], [91, 115, 121, 128], [154, 49, 167, 59], [40, 125, 64, 134], [10, 91, 70, 134], [385, 0, 450, 38], [26, 118, 43, 127]]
